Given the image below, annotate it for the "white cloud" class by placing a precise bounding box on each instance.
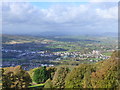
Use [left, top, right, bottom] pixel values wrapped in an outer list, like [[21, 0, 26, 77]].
[[41, 4, 89, 23], [2, 2, 118, 34], [96, 6, 118, 19]]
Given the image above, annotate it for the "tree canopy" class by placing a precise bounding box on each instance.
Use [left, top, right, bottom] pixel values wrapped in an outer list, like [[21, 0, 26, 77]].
[[33, 66, 48, 84], [2, 65, 32, 89]]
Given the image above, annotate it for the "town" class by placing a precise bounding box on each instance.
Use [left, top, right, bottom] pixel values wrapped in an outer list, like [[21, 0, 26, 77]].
[[2, 34, 117, 70], [2, 47, 113, 70]]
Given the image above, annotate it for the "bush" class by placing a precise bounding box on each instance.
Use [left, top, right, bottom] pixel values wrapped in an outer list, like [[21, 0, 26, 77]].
[[33, 66, 48, 84]]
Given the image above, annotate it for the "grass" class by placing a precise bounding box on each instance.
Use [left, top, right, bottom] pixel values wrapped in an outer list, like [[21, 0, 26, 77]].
[[28, 83, 44, 88]]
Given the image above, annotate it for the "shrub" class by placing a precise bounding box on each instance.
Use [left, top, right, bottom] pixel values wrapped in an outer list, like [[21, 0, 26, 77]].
[[33, 66, 48, 84]]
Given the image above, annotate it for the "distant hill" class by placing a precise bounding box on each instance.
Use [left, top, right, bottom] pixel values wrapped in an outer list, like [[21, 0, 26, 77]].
[[3, 31, 118, 37], [2, 34, 44, 44]]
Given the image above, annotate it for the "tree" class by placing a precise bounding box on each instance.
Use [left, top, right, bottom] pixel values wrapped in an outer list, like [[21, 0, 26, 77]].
[[52, 66, 70, 88], [65, 64, 95, 88], [91, 51, 120, 88], [46, 67, 57, 80], [2, 69, 13, 88], [33, 66, 48, 84], [2, 65, 32, 89], [65, 51, 120, 88]]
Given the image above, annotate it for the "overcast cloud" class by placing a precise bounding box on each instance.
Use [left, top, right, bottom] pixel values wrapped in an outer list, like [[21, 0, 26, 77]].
[[2, 2, 118, 34]]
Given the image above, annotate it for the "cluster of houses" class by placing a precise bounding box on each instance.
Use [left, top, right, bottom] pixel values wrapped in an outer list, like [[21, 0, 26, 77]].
[[2, 48, 59, 59], [2, 47, 112, 70], [23, 64, 54, 70], [2, 49, 23, 53], [54, 50, 110, 62], [2, 60, 54, 70]]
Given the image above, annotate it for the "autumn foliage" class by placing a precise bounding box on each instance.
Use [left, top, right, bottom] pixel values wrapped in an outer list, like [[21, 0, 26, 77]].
[[2, 65, 32, 89], [65, 50, 119, 88]]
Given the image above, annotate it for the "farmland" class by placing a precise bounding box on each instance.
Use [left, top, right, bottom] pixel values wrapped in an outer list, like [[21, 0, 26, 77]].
[[2, 34, 118, 70]]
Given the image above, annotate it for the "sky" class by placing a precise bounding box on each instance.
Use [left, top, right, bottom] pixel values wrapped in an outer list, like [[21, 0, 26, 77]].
[[2, 1, 118, 35]]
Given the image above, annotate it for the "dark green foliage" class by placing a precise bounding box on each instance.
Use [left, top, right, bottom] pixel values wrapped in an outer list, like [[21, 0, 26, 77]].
[[46, 67, 57, 80], [33, 66, 49, 84]]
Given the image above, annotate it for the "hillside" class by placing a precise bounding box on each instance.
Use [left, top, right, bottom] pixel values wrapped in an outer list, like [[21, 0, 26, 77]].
[[45, 50, 119, 88], [1, 50, 119, 89], [65, 50, 119, 88]]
